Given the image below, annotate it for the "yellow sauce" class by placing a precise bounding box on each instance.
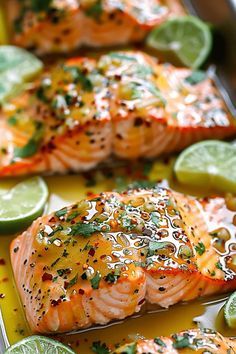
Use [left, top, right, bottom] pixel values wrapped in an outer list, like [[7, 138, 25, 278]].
[[0, 160, 234, 353]]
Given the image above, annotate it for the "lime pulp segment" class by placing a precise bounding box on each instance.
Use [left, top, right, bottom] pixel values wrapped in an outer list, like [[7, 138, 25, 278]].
[[4, 335, 76, 354], [147, 15, 212, 68], [174, 140, 236, 193], [0, 177, 48, 233], [224, 292, 236, 329], [0, 45, 43, 103]]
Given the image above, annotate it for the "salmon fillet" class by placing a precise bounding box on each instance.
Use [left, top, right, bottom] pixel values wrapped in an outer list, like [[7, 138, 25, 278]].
[[1, 51, 235, 177], [113, 328, 236, 353], [10, 187, 236, 333], [7, 0, 184, 54]]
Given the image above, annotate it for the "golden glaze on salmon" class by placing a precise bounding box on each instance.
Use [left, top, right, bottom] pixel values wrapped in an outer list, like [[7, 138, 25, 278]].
[[1, 51, 236, 176], [113, 328, 236, 353], [8, 0, 184, 54], [11, 187, 236, 333]]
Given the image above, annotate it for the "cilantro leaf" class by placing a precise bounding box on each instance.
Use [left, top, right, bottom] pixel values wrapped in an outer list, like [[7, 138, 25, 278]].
[[66, 274, 78, 289], [154, 337, 166, 347], [194, 242, 205, 255], [31, 0, 53, 13], [90, 271, 101, 289], [185, 71, 206, 85], [13, 121, 44, 159], [70, 222, 101, 237], [63, 65, 93, 91], [91, 341, 110, 354]]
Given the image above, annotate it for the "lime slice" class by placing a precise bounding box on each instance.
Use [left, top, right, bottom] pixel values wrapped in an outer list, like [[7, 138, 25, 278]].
[[147, 16, 212, 68], [224, 292, 236, 328], [0, 46, 43, 103], [174, 140, 236, 193], [0, 177, 48, 234], [4, 335, 75, 353]]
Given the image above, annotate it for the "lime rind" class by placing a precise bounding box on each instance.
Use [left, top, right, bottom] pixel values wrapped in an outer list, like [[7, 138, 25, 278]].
[[147, 15, 212, 69], [0, 46, 43, 103], [174, 140, 236, 193], [224, 292, 236, 329], [0, 177, 48, 233], [4, 335, 75, 353]]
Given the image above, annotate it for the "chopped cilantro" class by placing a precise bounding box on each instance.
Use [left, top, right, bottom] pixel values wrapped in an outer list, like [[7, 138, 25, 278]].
[[216, 261, 223, 270], [31, 0, 53, 12], [57, 268, 71, 277], [143, 161, 153, 176], [55, 208, 67, 218], [154, 337, 166, 347], [85, 0, 103, 19], [194, 242, 205, 255], [172, 334, 191, 349], [119, 343, 137, 354], [104, 269, 121, 284], [66, 274, 78, 289], [63, 65, 93, 91], [13, 121, 44, 159], [185, 71, 206, 85], [7, 116, 17, 126], [70, 222, 101, 237], [66, 211, 79, 222], [91, 341, 110, 354], [90, 271, 101, 289]]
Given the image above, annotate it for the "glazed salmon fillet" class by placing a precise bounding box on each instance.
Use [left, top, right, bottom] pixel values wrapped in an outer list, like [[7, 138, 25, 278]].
[[114, 328, 236, 353], [11, 187, 236, 333], [7, 0, 184, 54], [1, 51, 236, 176]]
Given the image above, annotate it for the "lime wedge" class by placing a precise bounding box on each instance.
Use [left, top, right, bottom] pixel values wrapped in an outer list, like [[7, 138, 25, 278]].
[[174, 140, 236, 193], [0, 46, 43, 103], [0, 177, 48, 234], [4, 335, 75, 353], [224, 292, 236, 328], [147, 16, 212, 68]]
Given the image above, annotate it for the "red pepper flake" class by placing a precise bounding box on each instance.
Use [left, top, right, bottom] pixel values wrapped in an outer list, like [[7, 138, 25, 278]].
[[86, 191, 95, 197], [0, 293, 5, 299], [79, 288, 85, 295], [1, 277, 8, 283], [42, 273, 53, 282], [88, 248, 95, 257], [51, 299, 62, 307], [0, 259, 5, 265]]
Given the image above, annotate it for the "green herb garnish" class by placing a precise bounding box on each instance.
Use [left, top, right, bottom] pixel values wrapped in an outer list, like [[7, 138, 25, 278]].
[[172, 334, 191, 349], [91, 341, 110, 354], [85, 0, 103, 19], [13, 121, 44, 159], [31, 0, 53, 13], [7, 116, 18, 126], [70, 222, 101, 237], [66, 274, 78, 289], [154, 337, 166, 347], [194, 242, 205, 255], [63, 65, 93, 91], [90, 271, 101, 289], [104, 269, 121, 284], [185, 71, 206, 85], [55, 208, 67, 218]]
